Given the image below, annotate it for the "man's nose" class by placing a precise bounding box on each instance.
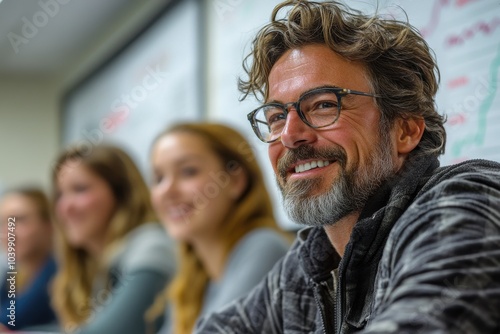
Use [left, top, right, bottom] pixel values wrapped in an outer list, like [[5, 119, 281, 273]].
[[280, 109, 316, 148]]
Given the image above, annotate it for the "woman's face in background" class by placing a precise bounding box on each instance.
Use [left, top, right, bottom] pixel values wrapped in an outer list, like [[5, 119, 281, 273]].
[[55, 161, 117, 253], [0, 194, 52, 263], [150, 132, 244, 243]]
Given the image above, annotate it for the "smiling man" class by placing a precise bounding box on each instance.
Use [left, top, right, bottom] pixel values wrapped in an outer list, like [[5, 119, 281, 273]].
[[195, 1, 500, 333]]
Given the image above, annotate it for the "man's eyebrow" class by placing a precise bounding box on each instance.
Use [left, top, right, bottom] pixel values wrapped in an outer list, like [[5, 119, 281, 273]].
[[266, 85, 341, 104]]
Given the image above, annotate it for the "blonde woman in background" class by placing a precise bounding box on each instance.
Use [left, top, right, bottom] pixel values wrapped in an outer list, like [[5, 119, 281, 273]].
[[51, 144, 175, 334], [0, 187, 56, 331], [149, 122, 291, 334]]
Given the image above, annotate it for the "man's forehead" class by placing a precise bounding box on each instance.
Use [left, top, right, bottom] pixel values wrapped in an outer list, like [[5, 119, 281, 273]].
[[267, 45, 367, 101], [270, 47, 331, 76]]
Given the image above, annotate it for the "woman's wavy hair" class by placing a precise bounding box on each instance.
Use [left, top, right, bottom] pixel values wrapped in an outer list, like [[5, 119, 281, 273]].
[[240, 0, 446, 156], [146, 122, 284, 334], [51, 144, 157, 329]]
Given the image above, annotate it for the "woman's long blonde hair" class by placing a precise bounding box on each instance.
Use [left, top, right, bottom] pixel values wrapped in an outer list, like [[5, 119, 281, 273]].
[[51, 144, 157, 330], [148, 122, 283, 334]]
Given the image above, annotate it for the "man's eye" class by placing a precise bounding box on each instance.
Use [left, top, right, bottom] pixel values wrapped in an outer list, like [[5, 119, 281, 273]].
[[314, 101, 338, 110], [267, 112, 286, 124]]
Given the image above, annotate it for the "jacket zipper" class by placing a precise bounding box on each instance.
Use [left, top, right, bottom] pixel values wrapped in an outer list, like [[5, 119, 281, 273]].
[[335, 272, 343, 333], [313, 280, 336, 334], [336, 253, 348, 333]]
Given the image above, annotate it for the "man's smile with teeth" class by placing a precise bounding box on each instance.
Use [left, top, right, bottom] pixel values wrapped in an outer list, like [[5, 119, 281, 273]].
[[294, 160, 331, 173]]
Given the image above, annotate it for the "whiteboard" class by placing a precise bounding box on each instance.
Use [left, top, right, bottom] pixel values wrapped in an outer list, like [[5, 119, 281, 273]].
[[206, 0, 500, 229], [384, 0, 500, 165]]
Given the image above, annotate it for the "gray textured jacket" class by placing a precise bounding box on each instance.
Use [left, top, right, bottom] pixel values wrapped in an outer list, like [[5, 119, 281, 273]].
[[196, 153, 500, 333]]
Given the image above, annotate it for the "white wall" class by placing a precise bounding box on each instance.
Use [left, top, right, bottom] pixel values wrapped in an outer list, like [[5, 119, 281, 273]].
[[0, 76, 59, 193]]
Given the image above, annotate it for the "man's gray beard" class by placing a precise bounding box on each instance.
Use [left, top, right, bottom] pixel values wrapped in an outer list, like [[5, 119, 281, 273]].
[[278, 132, 396, 227]]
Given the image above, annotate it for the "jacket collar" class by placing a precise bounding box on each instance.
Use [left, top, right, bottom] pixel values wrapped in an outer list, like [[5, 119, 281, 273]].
[[297, 226, 341, 283]]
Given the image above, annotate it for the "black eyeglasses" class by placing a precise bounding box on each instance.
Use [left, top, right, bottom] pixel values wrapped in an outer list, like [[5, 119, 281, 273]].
[[247, 86, 379, 143]]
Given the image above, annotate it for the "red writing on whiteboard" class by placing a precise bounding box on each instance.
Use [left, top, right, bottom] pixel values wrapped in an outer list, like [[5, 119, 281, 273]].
[[101, 106, 130, 134], [455, 0, 479, 7], [446, 17, 500, 47], [448, 113, 467, 126], [447, 76, 469, 89]]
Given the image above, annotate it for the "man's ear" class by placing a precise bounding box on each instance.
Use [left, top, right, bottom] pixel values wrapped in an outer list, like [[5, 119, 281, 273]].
[[395, 117, 425, 155]]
